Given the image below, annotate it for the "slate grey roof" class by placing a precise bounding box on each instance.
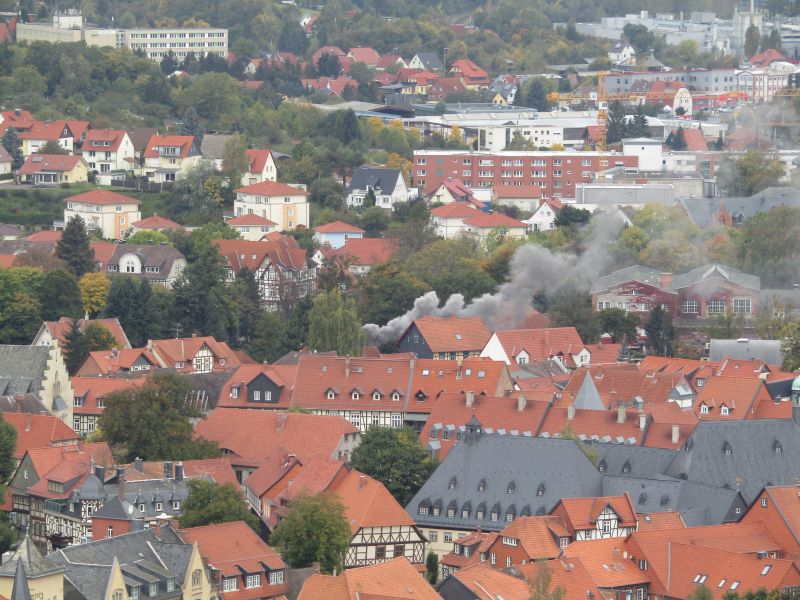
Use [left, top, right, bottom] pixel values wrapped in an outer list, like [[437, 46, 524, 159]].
[[0, 346, 51, 396], [680, 187, 800, 229], [199, 134, 234, 161], [106, 244, 185, 282], [709, 339, 783, 364], [92, 495, 144, 521], [672, 263, 760, 291], [0, 223, 24, 237], [0, 394, 49, 414], [573, 373, 605, 410], [406, 433, 603, 531], [413, 52, 444, 71], [664, 420, 800, 503], [591, 265, 666, 294], [594, 443, 677, 479], [11, 560, 32, 600], [348, 166, 402, 194], [77, 473, 105, 500], [0, 533, 64, 577], [103, 480, 190, 519]]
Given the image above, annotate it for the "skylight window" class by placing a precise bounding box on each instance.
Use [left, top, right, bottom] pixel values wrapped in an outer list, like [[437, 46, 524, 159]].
[[455, 334, 463, 340], [718, 580, 726, 588], [761, 565, 772, 576], [731, 582, 740, 590]]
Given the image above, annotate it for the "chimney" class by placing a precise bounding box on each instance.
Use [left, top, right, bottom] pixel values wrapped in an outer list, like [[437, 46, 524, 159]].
[[175, 463, 184, 481], [276, 412, 288, 431], [617, 404, 625, 424], [24, 414, 31, 432], [134, 457, 143, 473], [345, 356, 351, 378], [517, 395, 527, 412], [658, 273, 673, 289], [358, 474, 367, 491], [117, 468, 125, 500], [671, 424, 680, 444], [567, 404, 576, 420], [95, 465, 106, 481], [111, 347, 119, 358], [639, 414, 647, 430], [465, 391, 475, 408], [164, 461, 173, 480]]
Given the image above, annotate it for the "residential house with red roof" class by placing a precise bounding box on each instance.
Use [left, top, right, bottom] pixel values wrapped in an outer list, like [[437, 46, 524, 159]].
[[334, 237, 397, 275], [130, 214, 182, 233], [448, 59, 490, 89], [1, 413, 79, 464], [179, 521, 288, 599], [193, 408, 360, 483], [463, 211, 527, 241], [218, 363, 296, 409], [376, 54, 407, 71], [244, 148, 277, 185], [396, 315, 492, 360], [74, 347, 158, 377], [431, 202, 480, 238], [428, 179, 486, 208], [312, 220, 364, 249], [481, 327, 589, 368], [740, 485, 800, 564], [301, 76, 357, 97], [141, 134, 202, 183], [523, 198, 564, 231], [79, 129, 135, 174], [311, 45, 346, 65], [148, 336, 240, 374], [33, 318, 131, 353], [347, 47, 381, 67], [63, 190, 141, 240], [224, 214, 278, 241], [233, 180, 309, 231], [17, 120, 89, 156], [70, 377, 146, 435], [298, 557, 442, 600], [428, 77, 467, 101], [19, 154, 89, 184], [215, 236, 316, 311], [492, 185, 544, 213], [562, 537, 652, 600], [549, 494, 637, 541]]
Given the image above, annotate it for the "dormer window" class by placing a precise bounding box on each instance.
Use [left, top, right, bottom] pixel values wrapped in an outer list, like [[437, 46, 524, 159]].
[[449, 478, 457, 490], [774, 440, 782, 454], [392, 392, 400, 402], [326, 389, 336, 400], [700, 404, 709, 414], [599, 460, 606, 473], [478, 480, 486, 492], [720, 405, 729, 416], [537, 483, 545, 496], [230, 386, 239, 399], [508, 482, 515, 494], [723, 442, 732, 456], [622, 461, 631, 474], [372, 392, 381, 401]]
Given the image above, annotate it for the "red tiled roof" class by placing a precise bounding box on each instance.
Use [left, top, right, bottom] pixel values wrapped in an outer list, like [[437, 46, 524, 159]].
[[0, 255, 17, 269], [3, 413, 78, 460], [194, 409, 358, 465], [149, 337, 241, 372], [637, 512, 686, 530], [334, 238, 397, 266], [463, 212, 527, 229], [22, 443, 113, 487], [131, 214, 182, 230], [143, 135, 196, 159], [493, 327, 585, 363], [226, 214, 277, 226], [16, 120, 70, 141], [70, 377, 146, 414], [82, 129, 127, 152], [499, 515, 568, 559], [218, 363, 297, 409], [215, 236, 309, 273], [332, 469, 415, 532], [449, 58, 489, 82], [314, 220, 365, 234], [244, 148, 273, 175], [563, 538, 652, 588], [25, 230, 62, 242], [90, 241, 117, 269], [538, 405, 647, 444], [673, 128, 708, 151], [348, 47, 381, 66], [749, 48, 787, 68], [376, 54, 403, 69], [298, 557, 442, 600], [694, 376, 764, 420], [43, 318, 131, 352], [64, 189, 141, 206], [180, 521, 288, 595], [408, 315, 491, 353], [27, 460, 91, 499], [19, 155, 83, 174], [553, 494, 637, 531], [430, 203, 477, 218], [585, 343, 622, 365], [234, 180, 307, 197]]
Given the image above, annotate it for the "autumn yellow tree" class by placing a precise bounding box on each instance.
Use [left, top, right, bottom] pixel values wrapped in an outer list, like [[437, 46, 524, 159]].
[[79, 272, 112, 317]]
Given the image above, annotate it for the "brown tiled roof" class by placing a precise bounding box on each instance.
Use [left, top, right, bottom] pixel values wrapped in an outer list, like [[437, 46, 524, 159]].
[[3, 413, 79, 460], [23, 442, 113, 484], [430, 203, 478, 218], [411, 358, 512, 407], [194, 409, 357, 465], [463, 212, 527, 229], [409, 315, 491, 353], [226, 214, 277, 226], [215, 236, 309, 273], [538, 405, 647, 444], [499, 515, 567, 558], [298, 557, 442, 600], [637, 512, 686, 530], [245, 149, 273, 174], [24, 230, 62, 243], [314, 220, 365, 234], [70, 377, 146, 415]]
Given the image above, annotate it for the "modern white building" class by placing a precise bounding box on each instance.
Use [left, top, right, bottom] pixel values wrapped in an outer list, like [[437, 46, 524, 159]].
[[233, 181, 310, 231]]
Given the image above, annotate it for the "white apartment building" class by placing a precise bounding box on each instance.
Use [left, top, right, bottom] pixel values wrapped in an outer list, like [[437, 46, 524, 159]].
[[233, 181, 310, 231]]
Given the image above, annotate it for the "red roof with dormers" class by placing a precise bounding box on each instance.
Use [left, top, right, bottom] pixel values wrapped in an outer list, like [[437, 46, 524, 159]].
[[493, 327, 585, 364], [143, 134, 196, 159], [19, 154, 84, 174], [23, 442, 113, 483], [3, 413, 79, 460], [218, 363, 297, 408], [463, 211, 527, 229], [376, 54, 404, 69], [64, 189, 141, 206], [493, 515, 569, 558], [16, 120, 73, 141], [74, 347, 158, 376], [149, 336, 241, 372], [693, 376, 767, 420], [245, 148, 273, 175], [313, 220, 365, 234], [552, 494, 637, 532], [194, 409, 358, 466], [70, 377, 146, 415], [82, 129, 127, 152], [215, 235, 309, 273], [407, 315, 492, 354], [449, 58, 490, 83]]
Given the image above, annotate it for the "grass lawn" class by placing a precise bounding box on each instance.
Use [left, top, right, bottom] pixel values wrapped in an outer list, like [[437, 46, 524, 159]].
[[0, 183, 172, 230]]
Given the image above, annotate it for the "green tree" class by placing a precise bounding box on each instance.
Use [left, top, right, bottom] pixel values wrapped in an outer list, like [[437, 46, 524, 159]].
[[178, 480, 259, 531], [307, 288, 365, 356], [38, 269, 83, 321], [127, 230, 171, 245], [85, 323, 119, 351], [56, 216, 96, 277], [737, 206, 800, 288], [624, 23, 656, 55], [79, 272, 111, 318], [103, 278, 169, 347], [64, 318, 91, 375], [0, 414, 17, 548], [755, 297, 795, 340], [349, 427, 437, 506], [705, 311, 745, 340], [605, 101, 627, 145], [0, 513, 18, 555], [99, 372, 219, 461], [425, 552, 439, 585], [35, 140, 69, 155], [405, 239, 496, 303], [666, 126, 688, 150], [524, 79, 550, 112], [180, 106, 204, 141], [745, 25, 761, 58], [548, 287, 599, 342], [229, 266, 261, 349], [781, 320, 800, 371], [593, 308, 639, 343], [361, 261, 428, 325], [720, 151, 786, 197], [612, 226, 650, 261], [645, 305, 676, 356], [221, 134, 250, 189], [554, 205, 591, 228], [249, 311, 290, 363], [0, 127, 23, 170], [270, 492, 352, 574], [625, 107, 651, 138], [687, 585, 714, 600], [527, 559, 565, 600], [0, 291, 42, 344]]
